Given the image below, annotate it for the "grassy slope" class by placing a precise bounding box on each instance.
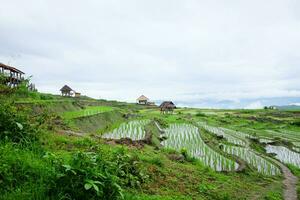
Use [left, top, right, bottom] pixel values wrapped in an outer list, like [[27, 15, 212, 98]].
[[62, 106, 114, 119], [2, 92, 297, 199], [42, 131, 282, 200]]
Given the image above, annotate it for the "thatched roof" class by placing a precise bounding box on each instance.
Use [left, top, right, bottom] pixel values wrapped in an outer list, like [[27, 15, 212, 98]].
[[0, 63, 25, 74], [159, 101, 176, 108], [137, 95, 149, 101], [60, 85, 73, 92]]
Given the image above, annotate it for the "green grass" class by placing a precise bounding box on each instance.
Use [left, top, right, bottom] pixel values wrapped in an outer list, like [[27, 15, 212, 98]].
[[62, 106, 114, 119], [287, 164, 300, 197], [2, 90, 299, 199]]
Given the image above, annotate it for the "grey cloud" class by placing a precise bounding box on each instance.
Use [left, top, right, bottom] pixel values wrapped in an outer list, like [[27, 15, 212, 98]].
[[0, 0, 299, 108]]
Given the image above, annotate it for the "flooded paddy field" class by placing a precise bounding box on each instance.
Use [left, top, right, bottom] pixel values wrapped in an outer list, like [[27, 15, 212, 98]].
[[161, 123, 239, 171], [222, 145, 281, 175], [102, 120, 150, 140], [198, 122, 248, 146], [266, 145, 300, 168]]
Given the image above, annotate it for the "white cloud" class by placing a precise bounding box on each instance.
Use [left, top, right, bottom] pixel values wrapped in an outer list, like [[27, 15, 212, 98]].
[[290, 103, 300, 106], [244, 101, 264, 109], [0, 0, 300, 107]]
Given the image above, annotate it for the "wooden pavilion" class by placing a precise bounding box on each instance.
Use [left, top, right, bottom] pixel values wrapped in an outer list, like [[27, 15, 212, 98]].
[[159, 101, 176, 114], [137, 95, 149, 105], [0, 63, 25, 87], [60, 85, 74, 97]]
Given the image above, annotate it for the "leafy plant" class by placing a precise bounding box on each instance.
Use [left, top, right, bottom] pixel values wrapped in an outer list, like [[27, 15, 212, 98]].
[[49, 151, 124, 199], [112, 148, 149, 188], [0, 101, 38, 144]]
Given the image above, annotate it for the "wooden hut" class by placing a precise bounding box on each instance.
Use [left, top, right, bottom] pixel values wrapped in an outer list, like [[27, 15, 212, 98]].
[[137, 95, 149, 105], [74, 92, 81, 98], [0, 63, 25, 87], [60, 85, 73, 97], [159, 101, 176, 114]]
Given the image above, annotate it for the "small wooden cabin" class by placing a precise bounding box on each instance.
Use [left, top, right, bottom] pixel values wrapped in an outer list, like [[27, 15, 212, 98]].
[[159, 101, 176, 114], [60, 85, 74, 97], [0, 63, 25, 87], [74, 92, 81, 98], [137, 95, 149, 105]]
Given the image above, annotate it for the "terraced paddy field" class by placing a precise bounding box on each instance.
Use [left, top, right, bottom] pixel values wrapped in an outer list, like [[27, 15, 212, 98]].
[[198, 122, 248, 146], [223, 144, 281, 175], [62, 106, 114, 119], [161, 123, 239, 171], [102, 120, 151, 140], [266, 145, 300, 168], [2, 91, 300, 200]]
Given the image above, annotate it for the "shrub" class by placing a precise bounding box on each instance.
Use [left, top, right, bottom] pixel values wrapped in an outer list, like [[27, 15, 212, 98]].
[[180, 148, 188, 159], [0, 143, 52, 197], [45, 148, 149, 200], [49, 151, 124, 200], [153, 117, 168, 128], [0, 101, 38, 144], [195, 112, 206, 117], [112, 148, 149, 188], [291, 120, 300, 127], [148, 157, 164, 167]]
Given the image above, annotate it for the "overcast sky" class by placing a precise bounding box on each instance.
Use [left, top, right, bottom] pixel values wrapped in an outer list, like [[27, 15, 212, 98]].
[[1, 0, 300, 108]]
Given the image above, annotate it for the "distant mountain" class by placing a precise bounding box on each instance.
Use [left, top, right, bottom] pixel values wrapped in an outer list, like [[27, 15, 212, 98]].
[[154, 97, 300, 109], [273, 105, 300, 111]]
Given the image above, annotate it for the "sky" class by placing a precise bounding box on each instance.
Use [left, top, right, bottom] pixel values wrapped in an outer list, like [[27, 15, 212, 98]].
[[0, 0, 300, 108]]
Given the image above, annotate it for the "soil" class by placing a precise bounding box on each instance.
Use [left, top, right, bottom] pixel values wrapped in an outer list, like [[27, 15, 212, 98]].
[[274, 160, 298, 200]]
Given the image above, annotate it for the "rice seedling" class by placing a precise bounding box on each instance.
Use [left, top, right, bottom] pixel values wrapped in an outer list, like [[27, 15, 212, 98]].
[[292, 147, 300, 153], [258, 138, 274, 144], [63, 106, 114, 119], [221, 128, 257, 140], [223, 145, 281, 176], [266, 130, 300, 143], [197, 122, 247, 146], [266, 145, 300, 168], [161, 123, 239, 171], [102, 120, 150, 140], [292, 142, 300, 147]]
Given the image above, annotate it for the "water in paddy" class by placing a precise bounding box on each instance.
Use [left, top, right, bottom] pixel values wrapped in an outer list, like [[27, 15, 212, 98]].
[[259, 138, 274, 144], [198, 122, 247, 146], [222, 145, 281, 176], [102, 120, 150, 140], [161, 123, 239, 171], [266, 145, 300, 168]]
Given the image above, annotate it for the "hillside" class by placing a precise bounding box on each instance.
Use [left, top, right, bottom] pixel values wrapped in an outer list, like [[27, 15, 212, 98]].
[[274, 105, 300, 111], [1, 87, 300, 200]]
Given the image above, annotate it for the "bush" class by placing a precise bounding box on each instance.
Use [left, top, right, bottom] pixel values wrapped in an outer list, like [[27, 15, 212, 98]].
[[48, 151, 124, 200], [291, 120, 300, 127], [0, 143, 52, 198], [195, 112, 206, 117], [46, 148, 149, 200], [0, 101, 38, 144], [148, 157, 164, 167], [180, 148, 188, 159], [112, 148, 149, 188], [153, 117, 168, 128]]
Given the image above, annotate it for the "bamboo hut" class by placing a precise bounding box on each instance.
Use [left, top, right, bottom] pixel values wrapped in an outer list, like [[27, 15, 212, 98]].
[[0, 63, 25, 87], [137, 95, 149, 105], [159, 101, 176, 114], [60, 85, 74, 97]]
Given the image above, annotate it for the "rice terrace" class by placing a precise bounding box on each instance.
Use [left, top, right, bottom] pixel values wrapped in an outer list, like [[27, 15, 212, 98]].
[[1, 1, 300, 200]]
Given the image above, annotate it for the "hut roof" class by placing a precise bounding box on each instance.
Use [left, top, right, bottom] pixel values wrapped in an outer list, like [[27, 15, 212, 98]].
[[137, 95, 149, 101], [0, 63, 25, 74], [159, 101, 176, 108], [60, 85, 73, 92]]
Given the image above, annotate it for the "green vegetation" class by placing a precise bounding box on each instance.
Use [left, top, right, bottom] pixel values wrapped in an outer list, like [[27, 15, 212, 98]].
[[1, 86, 300, 199], [62, 106, 114, 119]]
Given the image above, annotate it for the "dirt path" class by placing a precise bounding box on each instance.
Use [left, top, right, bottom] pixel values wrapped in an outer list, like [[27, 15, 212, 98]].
[[273, 159, 298, 200], [260, 152, 298, 200]]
